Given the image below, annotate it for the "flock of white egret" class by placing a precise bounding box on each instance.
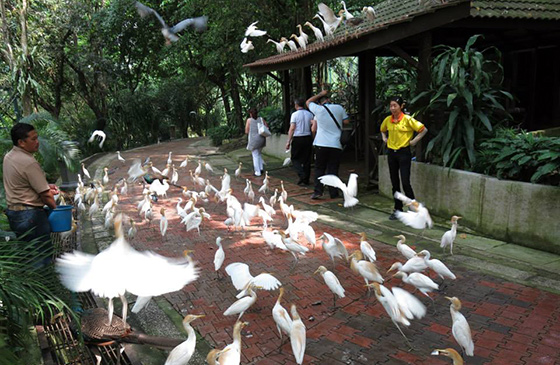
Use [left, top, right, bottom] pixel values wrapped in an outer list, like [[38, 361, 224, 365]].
[[53, 137, 471, 364]]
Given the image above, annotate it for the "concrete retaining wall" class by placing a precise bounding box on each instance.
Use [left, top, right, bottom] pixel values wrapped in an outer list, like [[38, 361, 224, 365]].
[[263, 134, 290, 159], [378, 155, 560, 254]]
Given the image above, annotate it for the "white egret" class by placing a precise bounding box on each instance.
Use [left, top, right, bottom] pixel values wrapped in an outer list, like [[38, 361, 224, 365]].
[[134, 1, 207, 45], [120, 181, 128, 195], [394, 192, 433, 230], [362, 6, 376, 21], [235, 162, 242, 178], [217, 321, 248, 365], [349, 251, 383, 293], [240, 37, 254, 53], [283, 156, 291, 166], [267, 38, 287, 54], [270, 189, 279, 207], [160, 208, 168, 237], [359, 232, 376, 262], [117, 151, 125, 163], [417, 250, 456, 282], [167, 151, 173, 165], [441, 216, 461, 255], [388, 256, 428, 274], [316, 3, 342, 36], [162, 163, 171, 177], [304, 21, 324, 42], [395, 234, 416, 259], [214, 237, 225, 279], [431, 348, 464, 364], [204, 162, 214, 174], [289, 304, 306, 365], [320, 232, 348, 269], [393, 271, 439, 301], [296, 24, 309, 44], [164, 314, 205, 365], [290, 34, 306, 50], [127, 159, 146, 182], [340, 1, 354, 19], [82, 163, 91, 179], [179, 156, 188, 168], [314, 266, 345, 308], [102, 167, 109, 185], [279, 231, 309, 270], [245, 21, 267, 37], [318, 174, 359, 207], [280, 181, 288, 202], [445, 297, 474, 357], [225, 262, 282, 298], [286, 39, 297, 51], [206, 348, 230, 365], [128, 220, 137, 239], [88, 130, 106, 149], [272, 287, 292, 341], [194, 161, 202, 176], [56, 215, 199, 326], [88, 194, 99, 219], [223, 284, 259, 320], [367, 282, 426, 350], [259, 196, 275, 217]]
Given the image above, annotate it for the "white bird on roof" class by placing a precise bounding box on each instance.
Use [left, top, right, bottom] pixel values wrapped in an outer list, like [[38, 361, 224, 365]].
[[296, 24, 309, 44], [267, 38, 287, 54], [441, 216, 461, 255], [318, 174, 359, 208], [394, 192, 433, 230], [315, 3, 342, 36], [340, 1, 354, 19], [245, 21, 267, 37], [225, 262, 282, 299], [304, 21, 324, 42], [290, 34, 307, 50], [286, 39, 298, 51], [134, 1, 208, 45], [88, 130, 106, 149], [240, 37, 254, 53], [362, 6, 376, 21]]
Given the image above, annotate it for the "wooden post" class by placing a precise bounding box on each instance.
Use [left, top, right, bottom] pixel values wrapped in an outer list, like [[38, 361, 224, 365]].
[[416, 31, 432, 162], [303, 66, 312, 98], [282, 70, 291, 132], [359, 50, 376, 187]]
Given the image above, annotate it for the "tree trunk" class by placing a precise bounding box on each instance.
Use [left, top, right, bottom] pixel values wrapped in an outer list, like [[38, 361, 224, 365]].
[[228, 72, 243, 132]]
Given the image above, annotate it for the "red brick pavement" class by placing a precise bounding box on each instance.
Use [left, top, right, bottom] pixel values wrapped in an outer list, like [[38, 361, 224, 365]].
[[91, 139, 560, 364]]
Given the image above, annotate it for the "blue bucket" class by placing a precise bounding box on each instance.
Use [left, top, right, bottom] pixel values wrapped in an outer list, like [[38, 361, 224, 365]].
[[48, 205, 73, 232]]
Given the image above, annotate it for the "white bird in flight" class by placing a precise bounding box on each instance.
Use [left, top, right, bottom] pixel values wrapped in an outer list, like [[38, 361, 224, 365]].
[[88, 130, 106, 149], [394, 192, 433, 230], [134, 1, 208, 45], [240, 37, 254, 53], [245, 21, 267, 37], [318, 173, 359, 207]]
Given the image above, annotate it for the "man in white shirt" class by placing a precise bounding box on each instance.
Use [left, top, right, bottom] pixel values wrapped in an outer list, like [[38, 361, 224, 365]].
[[306, 89, 350, 199], [285, 98, 314, 185]]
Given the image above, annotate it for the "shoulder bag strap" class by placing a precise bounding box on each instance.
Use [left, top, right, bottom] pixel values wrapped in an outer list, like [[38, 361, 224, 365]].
[[322, 104, 342, 130]]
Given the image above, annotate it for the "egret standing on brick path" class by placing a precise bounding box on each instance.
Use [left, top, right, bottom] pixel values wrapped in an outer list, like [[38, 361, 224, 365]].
[[445, 297, 474, 357], [290, 304, 306, 364], [164, 314, 205, 365], [314, 265, 345, 308], [217, 321, 248, 365]]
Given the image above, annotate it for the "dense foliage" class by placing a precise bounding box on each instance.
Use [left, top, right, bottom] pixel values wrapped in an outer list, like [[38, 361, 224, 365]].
[[412, 35, 513, 169], [475, 128, 560, 185]]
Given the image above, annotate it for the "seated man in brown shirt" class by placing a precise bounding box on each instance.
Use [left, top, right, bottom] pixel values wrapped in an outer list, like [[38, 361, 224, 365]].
[[3, 123, 58, 264]]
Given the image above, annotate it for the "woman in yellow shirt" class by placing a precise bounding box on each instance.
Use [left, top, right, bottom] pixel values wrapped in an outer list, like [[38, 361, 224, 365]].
[[380, 97, 428, 220]]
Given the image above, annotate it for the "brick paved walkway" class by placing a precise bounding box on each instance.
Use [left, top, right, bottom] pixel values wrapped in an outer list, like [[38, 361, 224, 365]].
[[88, 138, 560, 364]]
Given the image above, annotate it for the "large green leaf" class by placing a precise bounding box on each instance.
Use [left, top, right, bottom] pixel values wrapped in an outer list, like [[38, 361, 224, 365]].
[[531, 163, 559, 183], [475, 111, 492, 131]]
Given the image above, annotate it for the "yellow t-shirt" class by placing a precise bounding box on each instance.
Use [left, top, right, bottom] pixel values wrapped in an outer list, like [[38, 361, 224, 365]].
[[380, 113, 425, 150]]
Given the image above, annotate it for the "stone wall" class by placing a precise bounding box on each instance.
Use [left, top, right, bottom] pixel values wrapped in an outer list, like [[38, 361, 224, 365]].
[[378, 155, 560, 254], [262, 134, 290, 159]]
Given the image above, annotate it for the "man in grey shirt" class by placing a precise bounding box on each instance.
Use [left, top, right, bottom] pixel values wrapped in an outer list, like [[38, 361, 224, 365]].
[[285, 98, 314, 185]]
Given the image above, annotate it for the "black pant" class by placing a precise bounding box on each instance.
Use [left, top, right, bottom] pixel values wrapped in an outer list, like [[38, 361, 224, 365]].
[[387, 147, 415, 211], [291, 135, 313, 183], [314, 146, 342, 197]]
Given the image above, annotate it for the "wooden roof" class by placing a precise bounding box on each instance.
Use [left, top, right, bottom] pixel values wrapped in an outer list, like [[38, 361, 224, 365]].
[[244, 0, 560, 73]]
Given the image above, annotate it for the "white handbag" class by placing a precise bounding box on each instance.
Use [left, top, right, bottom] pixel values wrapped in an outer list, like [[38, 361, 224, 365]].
[[258, 119, 271, 137]]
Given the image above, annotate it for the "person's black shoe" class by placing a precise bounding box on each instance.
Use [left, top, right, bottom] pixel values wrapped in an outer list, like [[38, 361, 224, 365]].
[[310, 193, 322, 200], [388, 210, 400, 220]]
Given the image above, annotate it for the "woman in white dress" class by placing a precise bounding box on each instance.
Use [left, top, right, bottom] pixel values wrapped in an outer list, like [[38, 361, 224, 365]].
[[245, 108, 267, 176]]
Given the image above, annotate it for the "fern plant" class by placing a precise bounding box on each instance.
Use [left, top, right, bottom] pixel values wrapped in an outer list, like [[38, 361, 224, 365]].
[[475, 128, 560, 185]]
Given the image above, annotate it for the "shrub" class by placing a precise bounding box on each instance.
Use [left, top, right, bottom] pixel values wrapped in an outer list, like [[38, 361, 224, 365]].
[[259, 106, 284, 134], [207, 124, 240, 146], [475, 128, 560, 185]]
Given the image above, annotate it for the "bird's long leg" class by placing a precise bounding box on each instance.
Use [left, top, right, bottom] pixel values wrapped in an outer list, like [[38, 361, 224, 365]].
[[392, 320, 415, 351], [289, 252, 298, 272], [120, 294, 128, 327], [107, 298, 114, 324], [331, 257, 336, 272]]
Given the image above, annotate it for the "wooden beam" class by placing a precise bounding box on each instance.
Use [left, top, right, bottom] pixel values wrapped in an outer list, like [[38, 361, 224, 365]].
[[359, 50, 377, 186], [386, 45, 419, 69], [266, 71, 283, 85], [282, 70, 291, 132]]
